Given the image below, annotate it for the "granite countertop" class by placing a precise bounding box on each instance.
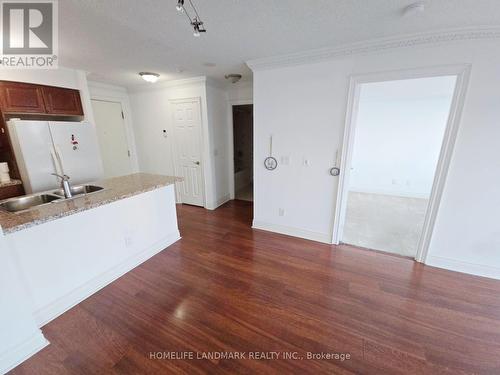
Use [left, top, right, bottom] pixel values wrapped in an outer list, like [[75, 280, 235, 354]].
[[0, 173, 179, 234]]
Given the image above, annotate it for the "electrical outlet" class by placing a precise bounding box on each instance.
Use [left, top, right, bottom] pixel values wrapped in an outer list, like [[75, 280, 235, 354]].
[[279, 208, 285, 217]]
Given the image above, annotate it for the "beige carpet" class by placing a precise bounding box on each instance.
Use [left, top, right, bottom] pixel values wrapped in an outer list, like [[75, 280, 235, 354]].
[[343, 191, 429, 257]]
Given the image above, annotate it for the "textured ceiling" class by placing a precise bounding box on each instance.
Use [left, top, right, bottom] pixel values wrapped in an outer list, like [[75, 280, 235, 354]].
[[58, 0, 500, 88]]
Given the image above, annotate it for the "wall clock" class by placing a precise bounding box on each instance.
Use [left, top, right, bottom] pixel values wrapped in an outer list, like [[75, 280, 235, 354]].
[[264, 135, 278, 171]]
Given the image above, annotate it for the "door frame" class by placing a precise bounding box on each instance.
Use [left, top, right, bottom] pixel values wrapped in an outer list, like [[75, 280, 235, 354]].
[[88, 82, 139, 172], [227, 99, 253, 200], [169, 97, 207, 207], [331, 64, 471, 263]]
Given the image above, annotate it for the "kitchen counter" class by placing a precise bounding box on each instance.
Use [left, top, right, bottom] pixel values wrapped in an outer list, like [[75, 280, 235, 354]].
[[0, 173, 179, 234], [4, 173, 181, 328]]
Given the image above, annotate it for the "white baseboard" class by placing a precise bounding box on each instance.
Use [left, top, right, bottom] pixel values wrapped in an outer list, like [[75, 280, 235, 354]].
[[0, 332, 49, 374], [206, 194, 231, 210], [216, 194, 231, 208], [252, 220, 332, 244], [34, 231, 181, 327], [426, 255, 500, 280]]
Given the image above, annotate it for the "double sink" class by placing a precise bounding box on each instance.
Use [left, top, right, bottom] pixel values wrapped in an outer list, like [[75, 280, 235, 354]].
[[0, 185, 104, 213]]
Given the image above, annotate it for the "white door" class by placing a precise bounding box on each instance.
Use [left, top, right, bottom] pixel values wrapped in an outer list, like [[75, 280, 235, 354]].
[[91, 100, 133, 178], [171, 99, 204, 206]]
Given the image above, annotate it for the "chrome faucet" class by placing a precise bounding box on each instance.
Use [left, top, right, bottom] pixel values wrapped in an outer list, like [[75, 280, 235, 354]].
[[51, 173, 73, 198]]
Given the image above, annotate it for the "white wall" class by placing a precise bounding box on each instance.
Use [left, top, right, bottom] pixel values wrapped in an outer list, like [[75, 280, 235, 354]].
[[129, 77, 229, 209], [250, 39, 500, 279], [349, 76, 456, 198], [227, 80, 253, 102], [129, 78, 208, 178]]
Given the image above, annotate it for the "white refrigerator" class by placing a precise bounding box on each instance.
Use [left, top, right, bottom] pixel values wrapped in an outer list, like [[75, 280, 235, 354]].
[[7, 120, 104, 194]]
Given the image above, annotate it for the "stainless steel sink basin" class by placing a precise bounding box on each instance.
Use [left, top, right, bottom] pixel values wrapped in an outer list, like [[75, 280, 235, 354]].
[[0, 194, 61, 213], [52, 184, 104, 197]]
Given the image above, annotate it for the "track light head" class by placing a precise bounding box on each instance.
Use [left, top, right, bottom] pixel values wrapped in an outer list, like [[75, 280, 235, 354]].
[[191, 18, 206, 37], [176, 0, 184, 12]]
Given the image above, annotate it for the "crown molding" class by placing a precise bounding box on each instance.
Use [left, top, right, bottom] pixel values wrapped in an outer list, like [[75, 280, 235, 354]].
[[246, 27, 500, 71], [128, 76, 207, 93]]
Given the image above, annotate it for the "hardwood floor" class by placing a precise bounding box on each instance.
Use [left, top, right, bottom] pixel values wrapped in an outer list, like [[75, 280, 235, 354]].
[[10, 200, 500, 374]]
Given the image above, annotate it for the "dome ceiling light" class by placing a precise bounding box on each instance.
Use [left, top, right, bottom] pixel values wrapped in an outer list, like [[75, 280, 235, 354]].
[[403, 2, 425, 17], [225, 74, 242, 84], [139, 72, 160, 83]]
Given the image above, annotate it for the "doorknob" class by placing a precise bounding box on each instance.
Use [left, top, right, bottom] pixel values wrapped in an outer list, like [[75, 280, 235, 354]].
[[194, 161, 200, 165]]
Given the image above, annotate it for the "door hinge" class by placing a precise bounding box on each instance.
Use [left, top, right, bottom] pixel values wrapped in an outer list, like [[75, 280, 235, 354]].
[[127, 150, 131, 157], [121, 111, 125, 119]]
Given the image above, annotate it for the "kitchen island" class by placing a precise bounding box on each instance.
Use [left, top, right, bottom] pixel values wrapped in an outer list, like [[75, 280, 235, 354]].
[[1, 173, 181, 327]]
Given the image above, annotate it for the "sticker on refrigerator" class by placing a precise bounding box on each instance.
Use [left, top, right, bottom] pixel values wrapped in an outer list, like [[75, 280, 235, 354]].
[[71, 134, 79, 150]]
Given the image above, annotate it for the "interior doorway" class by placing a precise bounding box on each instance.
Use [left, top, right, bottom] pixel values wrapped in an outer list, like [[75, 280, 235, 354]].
[[91, 99, 133, 178], [232, 104, 253, 202], [335, 71, 467, 259]]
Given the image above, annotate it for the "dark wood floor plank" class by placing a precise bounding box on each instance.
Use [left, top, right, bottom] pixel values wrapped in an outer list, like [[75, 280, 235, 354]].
[[9, 200, 500, 374]]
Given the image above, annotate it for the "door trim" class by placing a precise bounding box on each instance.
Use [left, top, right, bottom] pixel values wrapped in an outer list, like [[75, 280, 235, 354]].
[[227, 99, 253, 200], [331, 64, 471, 263], [168, 97, 206, 207]]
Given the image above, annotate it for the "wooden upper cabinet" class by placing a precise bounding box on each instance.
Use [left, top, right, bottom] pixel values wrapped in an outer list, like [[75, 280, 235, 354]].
[[0, 82, 45, 113], [0, 81, 84, 117], [42, 86, 84, 116]]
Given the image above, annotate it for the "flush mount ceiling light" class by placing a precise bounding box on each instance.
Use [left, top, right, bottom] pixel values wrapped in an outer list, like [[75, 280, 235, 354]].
[[225, 74, 242, 84], [176, 0, 207, 37], [139, 72, 160, 83], [403, 2, 425, 17]]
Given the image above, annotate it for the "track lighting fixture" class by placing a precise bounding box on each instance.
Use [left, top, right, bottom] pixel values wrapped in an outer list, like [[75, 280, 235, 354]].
[[175, 0, 207, 36]]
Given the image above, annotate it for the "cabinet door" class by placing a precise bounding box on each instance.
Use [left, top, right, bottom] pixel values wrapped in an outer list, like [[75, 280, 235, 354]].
[[0, 184, 24, 200], [0, 82, 45, 113], [42, 86, 84, 116], [0, 120, 10, 150]]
